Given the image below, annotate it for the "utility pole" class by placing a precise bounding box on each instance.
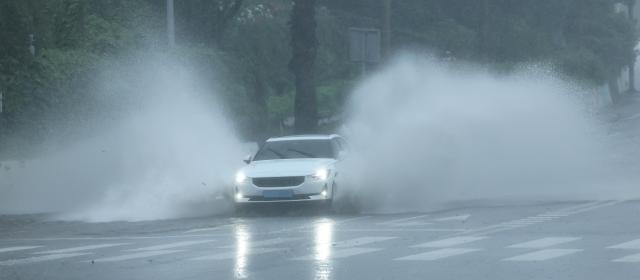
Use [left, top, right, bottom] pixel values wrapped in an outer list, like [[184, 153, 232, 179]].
[[167, 0, 175, 48], [382, 0, 391, 58]]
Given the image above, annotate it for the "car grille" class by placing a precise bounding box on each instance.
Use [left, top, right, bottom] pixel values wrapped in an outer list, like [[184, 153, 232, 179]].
[[252, 176, 305, 188]]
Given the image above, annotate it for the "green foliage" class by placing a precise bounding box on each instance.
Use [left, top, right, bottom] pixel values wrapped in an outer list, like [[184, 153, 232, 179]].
[[1, 0, 638, 150]]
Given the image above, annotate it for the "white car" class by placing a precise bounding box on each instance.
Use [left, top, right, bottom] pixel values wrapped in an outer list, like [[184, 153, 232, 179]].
[[232, 134, 348, 206]]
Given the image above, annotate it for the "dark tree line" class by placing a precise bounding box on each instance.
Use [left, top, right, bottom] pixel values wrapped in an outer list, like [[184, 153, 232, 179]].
[[0, 0, 637, 152]]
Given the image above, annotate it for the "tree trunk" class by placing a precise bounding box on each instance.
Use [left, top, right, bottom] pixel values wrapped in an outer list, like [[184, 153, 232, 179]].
[[628, 0, 637, 94], [289, 0, 318, 133], [250, 69, 269, 141], [629, 56, 637, 93], [478, 0, 490, 63], [608, 75, 622, 105]]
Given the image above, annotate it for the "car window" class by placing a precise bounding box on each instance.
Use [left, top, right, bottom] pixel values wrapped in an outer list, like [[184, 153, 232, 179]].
[[253, 139, 334, 160]]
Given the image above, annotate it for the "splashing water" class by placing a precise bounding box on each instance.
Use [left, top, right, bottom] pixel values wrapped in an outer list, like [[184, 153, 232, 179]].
[[0, 57, 244, 222], [340, 55, 640, 213]]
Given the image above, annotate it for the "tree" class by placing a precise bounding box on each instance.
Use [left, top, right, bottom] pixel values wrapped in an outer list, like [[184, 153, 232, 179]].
[[289, 0, 318, 133], [624, 0, 637, 93]]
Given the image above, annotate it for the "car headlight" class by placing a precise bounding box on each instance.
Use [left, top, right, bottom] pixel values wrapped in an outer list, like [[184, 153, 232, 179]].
[[235, 171, 247, 184], [310, 168, 329, 181]]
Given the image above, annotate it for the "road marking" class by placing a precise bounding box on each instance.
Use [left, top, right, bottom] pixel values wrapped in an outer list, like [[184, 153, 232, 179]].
[[334, 236, 396, 248], [127, 240, 215, 251], [612, 253, 640, 263], [503, 249, 582, 261], [507, 237, 581, 249], [0, 246, 42, 253], [562, 200, 622, 215], [608, 239, 640, 250], [0, 253, 91, 266], [379, 214, 430, 226], [434, 214, 470, 222], [395, 248, 481, 261], [184, 225, 231, 234], [34, 243, 129, 254], [191, 248, 284, 260], [221, 237, 299, 249], [91, 250, 183, 262], [292, 248, 382, 260], [413, 236, 487, 248], [455, 201, 623, 237], [328, 228, 465, 233]]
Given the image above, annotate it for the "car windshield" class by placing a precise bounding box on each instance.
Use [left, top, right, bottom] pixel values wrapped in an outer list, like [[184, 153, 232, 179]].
[[253, 139, 334, 160]]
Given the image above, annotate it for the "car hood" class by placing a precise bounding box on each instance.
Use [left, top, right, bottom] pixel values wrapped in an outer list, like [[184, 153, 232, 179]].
[[243, 158, 335, 177]]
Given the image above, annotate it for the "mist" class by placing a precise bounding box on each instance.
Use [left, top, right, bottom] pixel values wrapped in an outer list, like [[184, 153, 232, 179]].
[[2, 53, 639, 221], [0, 55, 244, 222], [340, 55, 640, 213]]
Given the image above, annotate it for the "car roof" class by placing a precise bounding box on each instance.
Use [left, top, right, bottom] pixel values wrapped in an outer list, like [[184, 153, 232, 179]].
[[266, 134, 341, 142]]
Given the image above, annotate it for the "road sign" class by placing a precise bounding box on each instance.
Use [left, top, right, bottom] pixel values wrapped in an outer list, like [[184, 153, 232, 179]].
[[349, 28, 381, 63]]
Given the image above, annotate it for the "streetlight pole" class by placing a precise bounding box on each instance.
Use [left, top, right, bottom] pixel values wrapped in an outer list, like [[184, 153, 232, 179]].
[[167, 0, 175, 48]]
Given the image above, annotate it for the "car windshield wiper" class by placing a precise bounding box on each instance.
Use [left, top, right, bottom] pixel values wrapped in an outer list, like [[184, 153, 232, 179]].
[[287, 148, 317, 158], [266, 148, 287, 159]]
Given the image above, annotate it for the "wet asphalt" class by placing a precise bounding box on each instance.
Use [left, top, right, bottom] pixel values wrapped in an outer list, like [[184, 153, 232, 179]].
[[1, 200, 639, 280]]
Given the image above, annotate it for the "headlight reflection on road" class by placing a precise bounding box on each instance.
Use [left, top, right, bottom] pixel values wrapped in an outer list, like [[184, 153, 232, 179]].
[[313, 218, 335, 280], [234, 223, 250, 279]]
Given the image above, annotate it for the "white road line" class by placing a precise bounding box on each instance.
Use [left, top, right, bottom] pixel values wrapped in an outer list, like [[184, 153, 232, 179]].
[[329, 228, 465, 233], [508, 237, 581, 249], [0, 253, 91, 266], [434, 214, 470, 222], [34, 243, 129, 254], [456, 201, 622, 237], [0, 246, 42, 253], [292, 248, 382, 260], [503, 249, 582, 261], [220, 237, 299, 249], [91, 250, 183, 262], [563, 200, 622, 215], [334, 237, 396, 248], [184, 225, 230, 234], [608, 239, 640, 249], [192, 248, 284, 260], [379, 214, 430, 225], [612, 253, 640, 263], [413, 236, 487, 248], [387, 222, 433, 227], [395, 248, 481, 261], [127, 240, 215, 251]]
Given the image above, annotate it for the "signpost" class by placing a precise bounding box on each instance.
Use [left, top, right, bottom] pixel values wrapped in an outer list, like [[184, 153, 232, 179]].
[[349, 27, 381, 76]]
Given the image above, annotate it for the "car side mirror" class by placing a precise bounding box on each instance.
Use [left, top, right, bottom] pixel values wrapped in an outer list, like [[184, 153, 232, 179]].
[[243, 154, 252, 164]]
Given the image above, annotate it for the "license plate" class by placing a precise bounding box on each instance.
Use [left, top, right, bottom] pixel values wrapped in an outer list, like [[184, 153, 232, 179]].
[[263, 190, 294, 198]]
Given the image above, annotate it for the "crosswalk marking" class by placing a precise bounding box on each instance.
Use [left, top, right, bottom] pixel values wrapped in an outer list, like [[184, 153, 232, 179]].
[[0, 246, 42, 253], [507, 237, 581, 249], [91, 250, 183, 262], [191, 248, 283, 260], [220, 237, 298, 249], [612, 253, 640, 263], [608, 239, 640, 249], [334, 237, 396, 248], [503, 249, 582, 261], [34, 243, 129, 254], [127, 240, 214, 251], [0, 253, 91, 266], [413, 236, 487, 248], [293, 248, 382, 260], [395, 248, 481, 261]]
